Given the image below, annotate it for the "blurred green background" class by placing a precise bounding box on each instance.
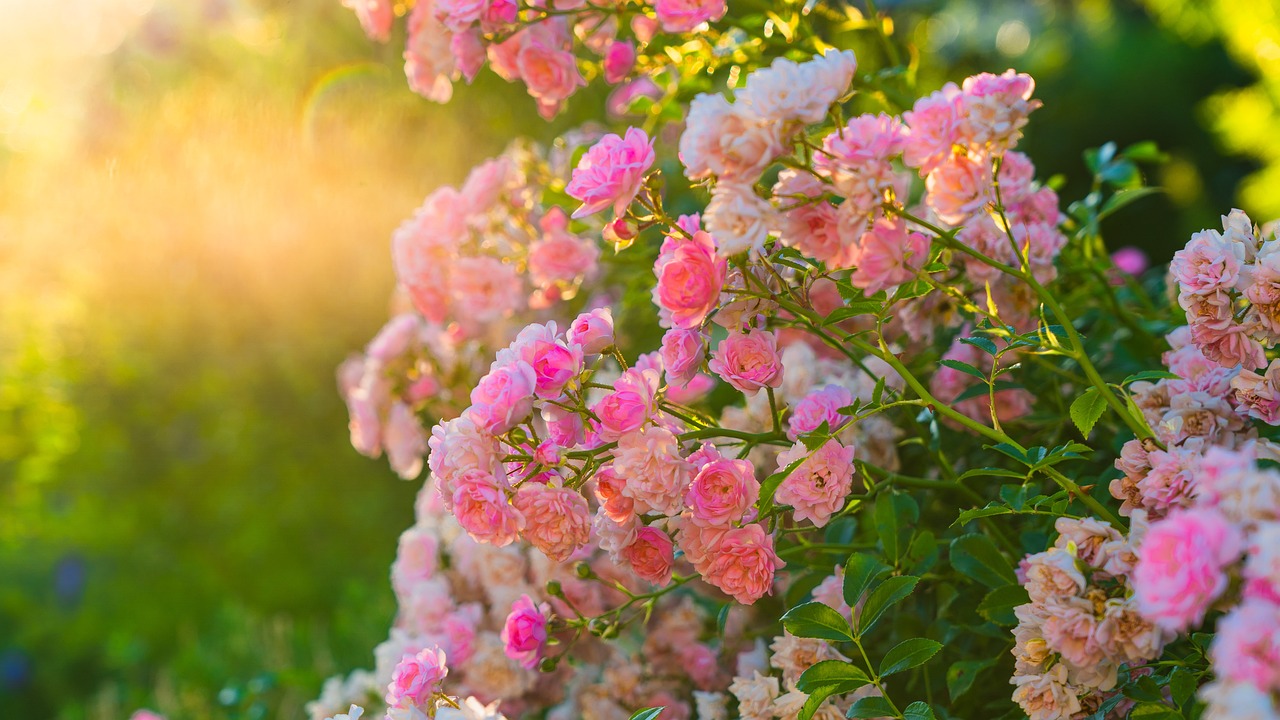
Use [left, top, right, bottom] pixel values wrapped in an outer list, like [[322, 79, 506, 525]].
[[1, 0, 1276, 718]]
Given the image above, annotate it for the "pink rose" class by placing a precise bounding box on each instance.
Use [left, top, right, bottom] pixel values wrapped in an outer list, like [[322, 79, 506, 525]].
[[788, 384, 854, 439], [499, 323, 584, 399], [902, 82, 963, 174], [517, 34, 584, 113], [653, 230, 727, 329], [667, 373, 716, 405], [614, 425, 693, 516], [652, 0, 726, 32], [1209, 599, 1280, 689], [566, 127, 655, 218], [450, 256, 523, 322], [603, 40, 636, 84], [592, 367, 659, 441], [567, 307, 615, 354], [513, 484, 591, 561], [1171, 228, 1246, 296], [925, 152, 991, 225], [959, 70, 1041, 152], [386, 646, 448, 708], [435, 0, 486, 31], [541, 403, 585, 447], [451, 474, 525, 546], [685, 457, 760, 527], [342, 0, 394, 41], [1133, 507, 1244, 632], [814, 112, 907, 202], [676, 515, 729, 574], [528, 211, 600, 288], [593, 466, 635, 522], [708, 328, 784, 395], [501, 594, 550, 669], [774, 440, 857, 527], [468, 359, 537, 434], [385, 401, 427, 480], [702, 523, 785, 604], [661, 328, 707, 384], [679, 94, 784, 182], [848, 217, 931, 295], [427, 415, 499, 490], [392, 526, 440, 596], [621, 526, 675, 585], [404, 2, 457, 103]]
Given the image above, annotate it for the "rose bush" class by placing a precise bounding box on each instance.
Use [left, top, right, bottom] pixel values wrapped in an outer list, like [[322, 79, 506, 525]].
[[323, 1, 1280, 719]]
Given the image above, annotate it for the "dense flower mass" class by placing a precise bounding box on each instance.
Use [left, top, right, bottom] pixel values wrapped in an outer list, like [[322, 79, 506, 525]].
[[329, 3, 1280, 719]]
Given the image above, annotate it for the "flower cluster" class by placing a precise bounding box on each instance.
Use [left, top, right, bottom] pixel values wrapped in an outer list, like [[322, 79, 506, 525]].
[[1170, 209, 1280, 369], [1130, 446, 1280, 718], [1010, 517, 1168, 719], [343, 0, 727, 118]]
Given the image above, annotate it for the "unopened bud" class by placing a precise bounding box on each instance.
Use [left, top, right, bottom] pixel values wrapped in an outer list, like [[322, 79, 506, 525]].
[[539, 655, 559, 672], [545, 580, 564, 598]]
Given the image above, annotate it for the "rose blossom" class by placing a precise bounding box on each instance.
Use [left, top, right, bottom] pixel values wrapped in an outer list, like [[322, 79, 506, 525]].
[[621, 525, 676, 585], [1171, 226, 1246, 295], [513, 484, 591, 561], [451, 474, 525, 546], [527, 211, 599, 288], [384, 401, 427, 480], [708, 328, 784, 395], [848, 217, 931, 294], [1133, 507, 1244, 632], [500, 594, 550, 669], [685, 457, 760, 527], [468, 359, 537, 434], [613, 425, 693, 515], [566, 127, 655, 218], [679, 93, 783, 181], [1010, 663, 1081, 720], [516, 32, 585, 109], [498, 322, 584, 399], [450, 256, 523, 322], [1209, 598, 1280, 689], [1232, 360, 1280, 424], [652, 0, 727, 33], [960, 70, 1041, 152], [702, 523, 785, 604], [592, 367, 659, 441], [652, 230, 727, 329], [1021, 548, 1086, 603], [705, 182, 775, 257], [343, 0, 394, 41], [603, 40, 636, 84], [774, 440, 857, 527], [902, 82, 963, 173], [660, 328, 707, 384], [728, 672, 779, 720], [567, 307, 614, 354], [925, 151, 991, 224], [386, 646, 448, 708]]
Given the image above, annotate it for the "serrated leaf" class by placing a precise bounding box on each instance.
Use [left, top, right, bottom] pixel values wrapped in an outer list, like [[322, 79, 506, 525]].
[[843, 554, 890, 609], [782, 601, 854, 642], [892, 279, 932, 301], [903, 701, 937, 720], [957, 467, 1025, 482], [985, 443, 1028, 465], [846, 696, 895, 718], [1121, 370, 1180, 384], [879, 638, 942, 677], [953, 380, 1022, 403], [1127, 703, 1180, 719], [952, 504, 1014, 527], [856, 575, 919, 636], [959, 336, 999, 355], [950, 534, 1017, 588], [796, 660, 871, 693], [946, 658, 995, 702], [799, 687, 837, 720], [759, 455, 808, 515], [1169, 667, 1197, 708], [875, 492, 918, 565], [976, 584, 1030, 626], [940, 358, 989, 381], [1069, 387, 1108, 438], [629, 709, 663, 720]]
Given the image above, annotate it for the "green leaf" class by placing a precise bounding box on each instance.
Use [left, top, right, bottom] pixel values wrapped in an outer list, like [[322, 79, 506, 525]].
[[875, 492, 918, 565], [1169, 667, 1197, 708], [953, 380, 1021, 403], [953, 504, 1014, 527], [903, 701, 937, 720], [629, 709, 663, 720], [957, 467, 1025, 482], [891, 279, 932, 301], [856, 575, 919, 636], [1121, 370, 1180, 385], [879, 638, 942, 677], [796, 659, 871, 693], [1099, 187, 1160, 220], [799, 687, 837, 720], [940, 358, 988, 381], [1120, 140, 1169, 163], [759, 455, 808, 515], [946, 658, 996, 702], [846, 696, 895, 718], [950, 534, 1017, 588], [782, 601, 854, 642], [1127, 703, 1180, 719], [985, 443, 1029, 465], [959, 336, 998, 355], [843, 554, 890, 609], [1069, 387, 1108, 438], [976, 584, 1030, 626]]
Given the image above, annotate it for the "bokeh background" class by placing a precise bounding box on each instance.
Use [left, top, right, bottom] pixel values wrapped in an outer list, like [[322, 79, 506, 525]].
[[1, 0, 1276, 717]]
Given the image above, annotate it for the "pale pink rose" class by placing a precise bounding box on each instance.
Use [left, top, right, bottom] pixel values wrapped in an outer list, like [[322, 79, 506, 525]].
[[902, 82, 963, 173], [386, 646, 448, 707], [1196, 445, 1280, 525], [667, 373, 716, 405], [680, 643, 723, 690], [385, 401, 427, 480], [675, 514, 728, 574], [602, 40, 636, 84], [566, 127, 655, 218], [343, 373, 385, 459], [1191, 322, 1266, 370], [653, 230, 726, 329], [607, 75, 663, 118], [739, 53, 847, 126], [702, 523, 785, 604], [848, 217, 930, 294], [427, 415, 499, 488], [996, 150, 1036, 205], [366, 314, 421, 363], [774, 440, 856, 527], [593, 466, 635, 522], [661, 328, 707, 384], [1133, 507, 1244, 632], [729, 672, 780, 720], [1232, 360, 1280, 424], [814, 112, 907, 205], [621, 525, 676, 585], [468, 359, 537, 434], [528, 213, 600, 288], [705, 182, 775, 257], [685, 457, 760, 527], [614, 425, 693, 515], [772, 170, 850, 266], [1012, 185, 1062, 225], [541, 403, 585, 448], [1245, 523, 1280, 603], [1010, 663, 1081, 720], [959, 70, 1041, 152], [500, 594, 550, 669], [788, 384, 854, 439], [1200, 679, 1280, 720], [1094, 597, 1168, 664], [708, 328, 784, 395], [1040, 596, 1105, 668], [1052, 516, 1121, 569], [652, 0, 726, 32], [567, 307, 614, 354], [435, 0, 487, 31], [679, 94, 784, 181], [452, 475, 525, 546], [513, 484, 591, 561], [1021, 548, 1086, 603], [1172, 228, 1247, 295], [392, 526, 440, 596], [404, 2, 457, 103], [460, 156, 509, 214], [450, 256, 523, 322], [343, 0, 394, 41], [1210, 598, 1280, 689], [811, 566, 854, 619], [592, 367, 659, 441], [1134, 445, 1199, 517], [925, 152, 991, 224], [441, 604, 482, 665]]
